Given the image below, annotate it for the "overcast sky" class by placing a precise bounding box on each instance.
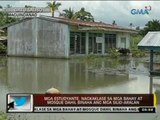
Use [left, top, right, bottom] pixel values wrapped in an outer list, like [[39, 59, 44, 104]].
[[0, 1, 160, 28]]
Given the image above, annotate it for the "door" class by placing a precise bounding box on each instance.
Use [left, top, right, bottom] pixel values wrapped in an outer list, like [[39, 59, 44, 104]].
[[97, 43, 102, 53]]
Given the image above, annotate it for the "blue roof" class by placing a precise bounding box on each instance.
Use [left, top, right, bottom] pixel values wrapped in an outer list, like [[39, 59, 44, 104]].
[[138, 32, 160, 50]]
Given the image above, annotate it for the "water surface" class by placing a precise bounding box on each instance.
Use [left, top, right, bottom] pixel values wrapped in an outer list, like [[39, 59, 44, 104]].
[[0, 56, 159, 120]]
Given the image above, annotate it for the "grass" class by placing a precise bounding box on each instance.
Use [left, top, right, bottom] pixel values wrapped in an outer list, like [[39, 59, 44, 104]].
[[108, 48, 120, 58], [0, 112, 7, 120], [131, 49, 146, 57]]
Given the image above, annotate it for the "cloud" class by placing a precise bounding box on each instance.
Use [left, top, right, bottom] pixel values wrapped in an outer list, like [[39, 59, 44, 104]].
[[0, 1, 160, 27], [60, 1, 160, 27]]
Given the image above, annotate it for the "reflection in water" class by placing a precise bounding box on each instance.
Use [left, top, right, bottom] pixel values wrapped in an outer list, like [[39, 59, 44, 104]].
[[7, 57, 70, 93], [7, 57, 131, 93], [0, 57, 160, 120], [69, 60, 129, 91], [150, 76, 153, 94]]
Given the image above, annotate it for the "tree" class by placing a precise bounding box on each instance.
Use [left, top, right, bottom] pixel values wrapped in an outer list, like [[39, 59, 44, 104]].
[[140, 19, 160, 36], [61, 7, 75, 19], [47, 1, 61, 17], [0, 11, 18, 26], [0, 5, 18, 26], [74, 8, 94, 22], [0, 5, 2, 9]]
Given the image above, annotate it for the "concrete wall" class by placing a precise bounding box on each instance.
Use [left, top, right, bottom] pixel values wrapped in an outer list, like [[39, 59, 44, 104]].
[[36, 18, 70, 58], [8, 19, 36, 56], [84, 32, 131, 55], [116, 33, 130, 49], [8, 18, 70, 58]]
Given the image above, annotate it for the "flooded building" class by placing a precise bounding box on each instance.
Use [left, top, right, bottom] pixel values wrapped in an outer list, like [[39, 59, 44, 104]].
[[2, 16, 136, 58]]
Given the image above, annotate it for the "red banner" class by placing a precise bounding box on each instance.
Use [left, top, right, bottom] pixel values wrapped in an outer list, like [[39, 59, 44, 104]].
[[33, 94, 154, 107]]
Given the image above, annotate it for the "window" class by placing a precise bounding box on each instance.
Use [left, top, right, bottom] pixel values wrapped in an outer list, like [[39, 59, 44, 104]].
[[121, 37, 126, 48], [70, 32, 86, 54], [88, 33, 102, 54], [105, 34, 116, 52]]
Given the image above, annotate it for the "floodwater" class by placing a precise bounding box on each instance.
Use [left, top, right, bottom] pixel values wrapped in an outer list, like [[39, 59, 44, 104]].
[[0, 56, 160, 120]]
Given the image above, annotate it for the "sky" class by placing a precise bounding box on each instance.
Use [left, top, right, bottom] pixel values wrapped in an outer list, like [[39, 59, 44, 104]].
[[0, 1, 160, 28]]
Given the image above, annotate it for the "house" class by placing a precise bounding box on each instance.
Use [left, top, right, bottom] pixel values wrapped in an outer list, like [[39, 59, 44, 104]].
[[1, 16, 137, 58]]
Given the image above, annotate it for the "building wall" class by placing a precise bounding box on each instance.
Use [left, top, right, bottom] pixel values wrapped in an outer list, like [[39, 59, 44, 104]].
[[8, 19, 36, 56], [8, 18, 70, 58], [7, 17, 131, 58], [36, 18, 70, 58], [81, 31, 131, 55], [116, 33, 130, 49]]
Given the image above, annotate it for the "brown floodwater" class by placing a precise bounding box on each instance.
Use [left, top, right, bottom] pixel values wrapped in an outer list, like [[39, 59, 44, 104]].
[[0, 56, 159, 120]]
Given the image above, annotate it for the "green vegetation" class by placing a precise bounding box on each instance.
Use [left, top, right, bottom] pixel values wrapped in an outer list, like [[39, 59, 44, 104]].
[[75, 54, 130, 69], [129, 19, 160, 57], [61, 7, 94, 22], [47, 1, 62, 17], [108, 48, 120, 58], [0, 5, 19, 39], [74, 8, 94, 22], [130, 35, 146, 57], [0, 11, 18, 27], [131, 49, 146, 57], [0, 2, 95, 29], [0, 5, 19, 27], [140, 19, 160, 36], [0, 43, 7, 54], [82, 55, 104, 68], [0, 112, 27, 120], [61, 7, 75, 19], [130, 35, 143, 49], [0, 112, 7, 120]]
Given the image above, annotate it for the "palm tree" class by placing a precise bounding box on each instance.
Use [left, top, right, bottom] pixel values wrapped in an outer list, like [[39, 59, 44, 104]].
[[61, 7, 75, 19], [140, 19, 160, 36], [74, 8, 94, 22], [47, 1, 61, 17]]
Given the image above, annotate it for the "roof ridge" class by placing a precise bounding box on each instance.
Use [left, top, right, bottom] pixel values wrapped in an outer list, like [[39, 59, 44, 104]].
[[40, 15, 114, 26], [1, 15, 137, 33]]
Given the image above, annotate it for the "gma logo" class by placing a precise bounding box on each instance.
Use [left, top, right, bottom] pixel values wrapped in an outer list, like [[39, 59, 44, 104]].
[[131, 5, 151, 15]]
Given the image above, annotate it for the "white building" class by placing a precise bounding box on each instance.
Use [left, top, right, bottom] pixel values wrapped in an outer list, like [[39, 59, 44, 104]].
[[2, 16, 137, 58]]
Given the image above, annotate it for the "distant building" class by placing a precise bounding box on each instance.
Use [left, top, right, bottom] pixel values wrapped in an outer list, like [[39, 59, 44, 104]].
[[1, 16, 137, 58]]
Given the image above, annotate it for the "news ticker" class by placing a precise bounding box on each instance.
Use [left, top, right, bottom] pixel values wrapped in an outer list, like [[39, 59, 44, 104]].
[[7, 94, 157, 113]]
